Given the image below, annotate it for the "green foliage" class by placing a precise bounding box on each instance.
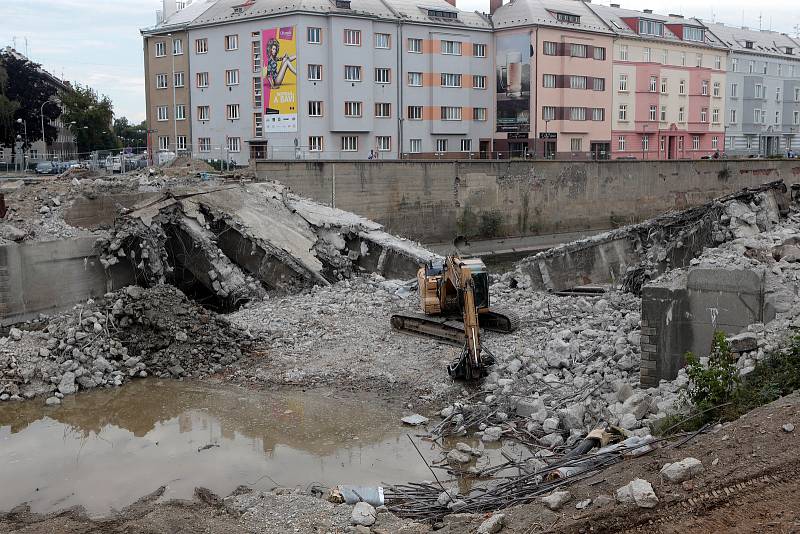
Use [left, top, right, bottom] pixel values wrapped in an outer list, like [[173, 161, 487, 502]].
[[61, 84, 118, 154], [456, 208, 479, 237], [479, 210, 504, 238], [113, 117, 147, 149], [684, 331, 739, 412]]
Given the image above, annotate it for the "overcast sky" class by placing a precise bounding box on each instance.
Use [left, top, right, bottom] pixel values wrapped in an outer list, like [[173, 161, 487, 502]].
[[2, 0, 798, 123]]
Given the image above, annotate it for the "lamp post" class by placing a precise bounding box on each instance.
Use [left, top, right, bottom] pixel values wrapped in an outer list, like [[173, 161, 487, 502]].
[[16, 118, 28, 171]]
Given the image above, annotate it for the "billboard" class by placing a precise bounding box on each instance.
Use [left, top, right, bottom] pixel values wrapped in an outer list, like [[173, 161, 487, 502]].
[[262, 26, 298, 132], [495, 32, 533, 134]]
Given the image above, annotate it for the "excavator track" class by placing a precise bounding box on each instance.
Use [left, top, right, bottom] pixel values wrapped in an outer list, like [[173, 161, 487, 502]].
[[390, 307, 520, 345]]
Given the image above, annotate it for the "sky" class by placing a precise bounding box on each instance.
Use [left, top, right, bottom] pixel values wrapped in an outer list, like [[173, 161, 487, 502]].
[[2, 0, 799, 124]]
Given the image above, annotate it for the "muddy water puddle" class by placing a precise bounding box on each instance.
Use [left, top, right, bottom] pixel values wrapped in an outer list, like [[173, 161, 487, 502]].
[[0, 380, 519, 516]]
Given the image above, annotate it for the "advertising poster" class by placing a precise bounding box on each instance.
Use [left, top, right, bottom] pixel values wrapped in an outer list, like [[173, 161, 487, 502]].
[[262, 26, 298, 132], [495, 32, 532, 133]]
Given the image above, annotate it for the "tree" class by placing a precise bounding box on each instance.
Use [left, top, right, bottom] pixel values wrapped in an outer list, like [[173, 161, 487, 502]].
[[60, 84, 118, 154], [0, 50, 61, 155], [113, 117, 147, 150]]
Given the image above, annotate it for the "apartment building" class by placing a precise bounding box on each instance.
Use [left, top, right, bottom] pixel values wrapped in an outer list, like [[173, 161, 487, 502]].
[[705, 23, 800, 157], [587, 5, 728, 159], [143, 0, 494, 164], [492, 0, 614, 159]]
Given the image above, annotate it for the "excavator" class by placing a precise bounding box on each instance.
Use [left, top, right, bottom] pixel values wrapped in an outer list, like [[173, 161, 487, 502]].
[[390, 256, 519, 380]]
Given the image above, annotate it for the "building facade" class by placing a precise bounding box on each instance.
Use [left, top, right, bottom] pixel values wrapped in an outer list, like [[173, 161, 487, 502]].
[[705, 23, 800, 157]]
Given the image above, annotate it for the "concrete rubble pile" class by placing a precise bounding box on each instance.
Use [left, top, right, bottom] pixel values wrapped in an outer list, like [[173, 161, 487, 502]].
[[0, 285, 248, 403], [97, 182, 436, 309]]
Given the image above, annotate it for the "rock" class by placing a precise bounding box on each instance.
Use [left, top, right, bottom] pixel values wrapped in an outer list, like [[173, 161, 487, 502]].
[[616, 383, 634, 402], [616, 479, 658, 508], [351, 502, 377, 526], [447, 449, 472, 464], [45, 396, 61, 406], [783, 423, 795, 433], [1, 224, 27, 241], [58, 371, 78, 395], [437, 489, 458, 506], [594, 494, 613, 507], [541, 490, 571, 511], [175, 331, 189, 342], [401, 414, 429, 426], [558, 404, 585, 431], [660, 458, 704, 483], [455, 442, 474, 454], [9, 327, 22, 341], [516, 397, 545, 418], [727, 332, 759, 353], [543, 417, 560, 433], [619, 413, 637, 429], [540, 432, 564, 448], [481, 426, 503, 442], [477, 513, 505, 534], [575, 498, 592, 510]]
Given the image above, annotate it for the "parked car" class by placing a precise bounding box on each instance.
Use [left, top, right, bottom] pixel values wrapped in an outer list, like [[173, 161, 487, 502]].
[[35, 161, 55, 174]]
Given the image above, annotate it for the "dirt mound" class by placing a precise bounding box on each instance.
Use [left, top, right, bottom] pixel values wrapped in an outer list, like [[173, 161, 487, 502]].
[[166, 156, 215, 173]]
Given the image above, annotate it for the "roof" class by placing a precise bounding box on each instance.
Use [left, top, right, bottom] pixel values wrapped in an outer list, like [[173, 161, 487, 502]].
[[586, 3, 727, 49], [492, 0, 613, 34], [143, 0, 491, 34], [1, 47, 71, 91], [704, 22, 800, 59]]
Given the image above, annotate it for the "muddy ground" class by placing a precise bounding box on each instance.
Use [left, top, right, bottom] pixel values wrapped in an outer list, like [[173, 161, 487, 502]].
[[3, 391, 799, 533]]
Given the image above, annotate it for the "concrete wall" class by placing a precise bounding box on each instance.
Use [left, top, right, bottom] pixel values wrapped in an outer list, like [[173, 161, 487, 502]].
[[0, 238, 133, 327], [255, 158, 800, 243]]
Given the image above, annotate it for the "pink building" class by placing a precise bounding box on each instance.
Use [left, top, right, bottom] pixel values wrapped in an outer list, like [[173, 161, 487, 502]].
[[587, 5, 728, 159], [492, 0, 614, 159]]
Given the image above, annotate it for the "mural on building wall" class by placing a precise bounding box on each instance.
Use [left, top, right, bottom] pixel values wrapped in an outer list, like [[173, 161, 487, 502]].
[[495, 32, 532, 133], [262, 26, 298, 132]]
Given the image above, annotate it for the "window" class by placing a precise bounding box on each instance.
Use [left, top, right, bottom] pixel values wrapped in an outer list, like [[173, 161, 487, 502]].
[[155, 41, 166, 57], [776, 111, 781, 125], [195, 38, 208, 54], [570, 138, 582, 152], [473, 75, 487, 89], [642, 135, 649, 151], [225, 35, 239, 51], [227, 137, 241, 153], [543, 74, 556, 88], [344, 65, 362, 81], [712, 136, 718, 150], [156, 73, 168, 89], [175, 104, 186, 121], [591, 108, 604, 121], [732, 58, 738, 72], [660, 78, 667, 94], [618, 104, 628, 121], [749, 60, 754, 73], [173, 135, 185, 151], [436, 139, 448, 152], [679, 80, 686, 95], [796, 88, 800, 101], [375, 102, 390, 118], [713, 82, 720, 97], [309, 136, 323, 152], [376, 136, 391, 151], [661, 48, 668, 64], [639, 19, 664, 36], [730, 83, 738, 97], [542, 106, 556, 120], [171, 38, 183, 56], [473, 44, 487, 57], [778, 64, 783, 76], [649, 105, 657, 121], [660, 137, 665, 152], [198, 106, 210, 121], [570, 44, 587, 58], [755, 84, 763, 99], [226, 104, 240, 120], [700, 108, 707, 123], [473, 108, 487, 121], [649, 76, 657, 92], [695, 53, 703, 68], [592, 78, 605, 91], [158, 136, 169, 151], [460, 139, 472, 152], [226, 69, 240, 86], [660, 106, 666, 122], [157, 106, 168, 121], [678, 107, 685, 122], [776, 87, 782, 101], [344, 29, 361, 46], [746, 136, 753, 149], [683, 26, 704, 42], [754, 109, 761, 123], [570, 107, 586, 121], [794, 111, 800, 125], [692, 136, 700, 150], [618, 136, 626, 151], [197, 72, 209, 88], [344, 101, 362, 117], [618, 74, 628, 91], [308, 64, 322, 80], [701, 80, 708, 96], [199, 138, 211, 152], [408, 38, 422, 53], [408, 72, 422, 86], [593, 47, 606, 60], [253, 78, 262, 108], [730, 109, 737, 123], [556, 12, 580, 23], [252, 41, 261, 73], [375, 33, 390, 49], [308, 101, 323, 117], [619, 44, 628, 61], [174, 71, 185, 88], [643, 47, 651, 62], [763, 62, 768, 74], [712, 108, 719, 123], [342, 136, 358, 151], [570, 75, 587, 89], [407, 106, 422, 120], [441, 73, 461, 87], [441, 40, 461, 55], [441, 106, 462, 120], [307, 27, 321, 44], [714, 56, 721, 70], [409, 139, 422, 153]]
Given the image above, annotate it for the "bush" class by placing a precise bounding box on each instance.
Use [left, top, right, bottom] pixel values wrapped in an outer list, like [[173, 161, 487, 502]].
[[684, 331, 739, 413]]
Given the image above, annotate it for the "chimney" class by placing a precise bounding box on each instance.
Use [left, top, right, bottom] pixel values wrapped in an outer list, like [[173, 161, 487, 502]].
[[162, 0, 177, 20], [444, 0, 456, 6], [490, 0, 503, 15]]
